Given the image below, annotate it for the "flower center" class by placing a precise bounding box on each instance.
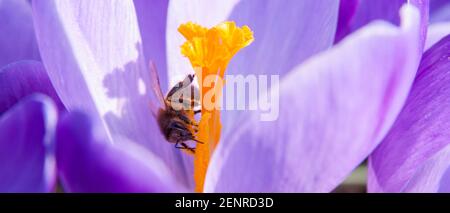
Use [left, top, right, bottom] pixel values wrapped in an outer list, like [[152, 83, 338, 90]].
[[179, 21, 254, 192]]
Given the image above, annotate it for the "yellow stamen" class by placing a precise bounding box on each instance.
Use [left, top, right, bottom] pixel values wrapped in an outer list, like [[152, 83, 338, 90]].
[[179, 21, 254, 192]]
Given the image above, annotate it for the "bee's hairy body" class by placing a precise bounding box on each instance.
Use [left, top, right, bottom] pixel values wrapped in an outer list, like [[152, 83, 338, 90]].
[[156, 74, 201, 153]]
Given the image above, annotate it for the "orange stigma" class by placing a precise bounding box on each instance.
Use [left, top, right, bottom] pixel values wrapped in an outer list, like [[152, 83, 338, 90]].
[[179, 21, 254, 192]]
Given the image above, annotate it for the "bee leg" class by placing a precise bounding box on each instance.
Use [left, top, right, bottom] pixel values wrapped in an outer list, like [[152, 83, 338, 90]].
[[182, 135, 204, 144], [191, 138, 204, 144], [174, 141, 186, 149], [192, 122, 199, 130], [175, 111, 198, 127], [183, 143, 196, 153], [174, 141, 184, 149], [169, 122, 191, 133], [175, 141, 195, 153], [191, 127, 199, 134]]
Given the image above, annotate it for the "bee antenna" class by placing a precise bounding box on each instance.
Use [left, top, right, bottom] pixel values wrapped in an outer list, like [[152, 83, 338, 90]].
[[192, 138, 204, 144]]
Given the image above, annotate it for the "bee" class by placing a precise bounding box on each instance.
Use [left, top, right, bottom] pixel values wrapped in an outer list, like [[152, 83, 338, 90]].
[[148, 61, 202, 153]]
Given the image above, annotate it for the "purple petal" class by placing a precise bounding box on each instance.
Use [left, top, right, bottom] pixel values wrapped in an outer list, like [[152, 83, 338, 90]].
[[56, 111, 183, 192], [0, 0, 40, 67], [32, 0, 189, 186], [430, 0, 450, 23], [0, 94, 57, 192], [336, 0, 402, 43], [401, 145, 450, 192], [335, 0, 359, 43], [223, 0, 339, 133], [337, 0, 428, 51], [430, 0, 450, 11], [0, 60, 64, 114], [368, 35, 450, 193], [424, 22, 450, 50], [204, 5, 422, 192], [133, 0, 169, 92], [348, 0, 405, 30]]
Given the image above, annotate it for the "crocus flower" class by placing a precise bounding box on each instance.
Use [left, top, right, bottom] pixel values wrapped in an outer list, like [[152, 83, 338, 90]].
[[27, 0, 442, 193], [3, 0, 446, 193]]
